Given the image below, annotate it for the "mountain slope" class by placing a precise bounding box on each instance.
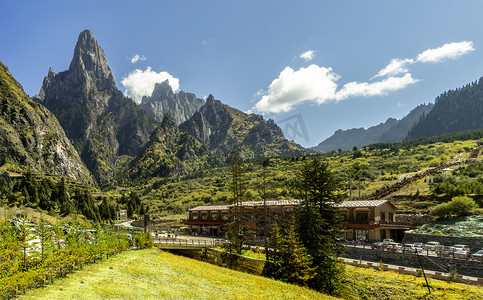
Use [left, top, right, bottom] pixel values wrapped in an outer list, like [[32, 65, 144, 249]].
[[180, 95, 303, 160], [311, 118, 398, 153], [34, 30, 155, 186], [0, 60, 94, 184], [406, 78, 483, 140], [139, 80, 204, 125], [378, 103, 434, 143], [312, 103, 434, 153], [128, 114, 208, 179]]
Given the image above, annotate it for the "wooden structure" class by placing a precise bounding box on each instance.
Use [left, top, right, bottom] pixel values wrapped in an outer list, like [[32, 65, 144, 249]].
[[182, 199, 410, 241]]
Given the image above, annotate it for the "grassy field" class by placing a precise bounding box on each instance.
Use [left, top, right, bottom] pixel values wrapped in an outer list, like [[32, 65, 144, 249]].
[[342, 265, 483, 300], [18, 249, 335, 300], [17, 248, 483, 300]]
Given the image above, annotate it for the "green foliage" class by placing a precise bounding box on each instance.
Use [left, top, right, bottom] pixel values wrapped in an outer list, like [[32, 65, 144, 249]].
[[407, 77, 483, 140], [264, 219, 315, 287], [132, 232, 153, 249], [0, 219, 130, 298], [430, 196, 478, 219], [293, 158, 345, 295]]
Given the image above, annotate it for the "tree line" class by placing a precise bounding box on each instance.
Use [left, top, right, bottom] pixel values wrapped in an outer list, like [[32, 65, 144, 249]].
[[0, 172, 145, 223]]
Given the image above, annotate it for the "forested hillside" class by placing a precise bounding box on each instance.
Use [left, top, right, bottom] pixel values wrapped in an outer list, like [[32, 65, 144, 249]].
[[407, 77, 483, 140]]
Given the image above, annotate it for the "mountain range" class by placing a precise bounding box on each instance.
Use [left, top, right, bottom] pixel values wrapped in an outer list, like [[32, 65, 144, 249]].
[[3, 29, 483, 187], [311, 103, 434, 153], [28, 30, 303, 186]]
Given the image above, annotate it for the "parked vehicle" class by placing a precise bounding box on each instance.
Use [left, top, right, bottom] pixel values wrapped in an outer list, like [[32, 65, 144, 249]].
[[423, 241, 443, 251], [471, 250, 483, 261], [383, 239, 395, 243], [451, 244, 470, 252], [387, 242, 402, 251], [454, 250, 471, 259], [413, 242, 424, 248], [439, 246, 454, 257], [371, 242, 387, 249]]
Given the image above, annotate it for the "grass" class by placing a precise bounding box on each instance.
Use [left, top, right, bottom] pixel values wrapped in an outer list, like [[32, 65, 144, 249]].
[[342, 264, 483, 299], [17, 248, 483, 300], [18, 249, 335, 300]]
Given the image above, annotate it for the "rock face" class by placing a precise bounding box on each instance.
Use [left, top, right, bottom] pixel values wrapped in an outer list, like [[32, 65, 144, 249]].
[[139, 80, 204, 125], [312, 103, 434, 153], [34, 30, 154, 186], [180, 95, 303, 161], [0, 60, 94, 185]]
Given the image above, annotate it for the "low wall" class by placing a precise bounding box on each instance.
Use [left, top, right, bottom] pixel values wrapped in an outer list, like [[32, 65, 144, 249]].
[[165, 248, 266, 275], [403, 232, 483, 252], [343, 246, 483, 278]]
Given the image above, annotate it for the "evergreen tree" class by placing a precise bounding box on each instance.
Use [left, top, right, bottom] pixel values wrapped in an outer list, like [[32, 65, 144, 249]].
[[294, 157, 345, 295], [264, 219, 315, 287], [56, 178, 73, 216]]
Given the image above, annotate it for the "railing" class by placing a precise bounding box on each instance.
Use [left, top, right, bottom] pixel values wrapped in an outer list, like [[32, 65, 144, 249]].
[[180, 219, 228, 224], [154, 237, 214, 247], [345, 220, 413, 226], [345, 242, 483, 262]]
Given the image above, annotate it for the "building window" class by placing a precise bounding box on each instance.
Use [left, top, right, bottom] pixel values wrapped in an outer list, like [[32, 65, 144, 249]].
[[211, 212, 218, 220], [201, 212, 208, 220], [222, 213, 229, 220], [380, 212, 386, 221], [388, 212, 394, 222], [355, 229, 369, 241], [356, 212, 369, 223], [192, 212, 199, 220]]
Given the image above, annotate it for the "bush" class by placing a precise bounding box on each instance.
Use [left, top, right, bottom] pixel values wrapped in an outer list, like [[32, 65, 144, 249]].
[[430, 196, 478, 219]]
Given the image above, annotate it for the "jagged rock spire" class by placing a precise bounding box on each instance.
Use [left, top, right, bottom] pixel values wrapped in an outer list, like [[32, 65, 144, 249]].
[[68, 30, 116, 91]]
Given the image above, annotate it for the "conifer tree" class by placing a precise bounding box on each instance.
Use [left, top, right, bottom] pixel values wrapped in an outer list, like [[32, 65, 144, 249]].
[[294, 157, 345, 294]]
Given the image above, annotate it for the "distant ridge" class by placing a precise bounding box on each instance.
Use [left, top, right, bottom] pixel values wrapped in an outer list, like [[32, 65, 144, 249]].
[[311, 103, 433, 153], [406, 77, 483, 141]]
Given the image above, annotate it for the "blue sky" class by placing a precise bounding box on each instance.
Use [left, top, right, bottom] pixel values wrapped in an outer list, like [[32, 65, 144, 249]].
[[2, 1, 483, 148]]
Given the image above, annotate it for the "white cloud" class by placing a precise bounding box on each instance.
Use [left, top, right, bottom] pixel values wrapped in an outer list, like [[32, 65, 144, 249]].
[[373, 58, 414, 79], [300, 50, 315, 61], [253, 66, 418, 113], [253, 40, 475, 114], [121, 67, 180, 104], [336, 73, 419, 101], [416, 41, 474, 63], [131, 54, 147, 64], [254, 65, 339, 113]]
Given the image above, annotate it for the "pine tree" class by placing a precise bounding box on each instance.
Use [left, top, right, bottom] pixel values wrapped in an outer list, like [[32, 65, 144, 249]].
[[294, 157, 345, 294]]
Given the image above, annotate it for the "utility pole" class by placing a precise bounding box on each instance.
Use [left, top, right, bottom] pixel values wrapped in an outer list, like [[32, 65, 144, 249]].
[[415, 249, 432, 294]]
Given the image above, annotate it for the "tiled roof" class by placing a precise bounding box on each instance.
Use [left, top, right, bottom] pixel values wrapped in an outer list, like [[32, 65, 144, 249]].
[[189, 205, 229, 211], [189, 199, 392, 211], [238, 200, 302, 207], [336, 199, 389, 208]]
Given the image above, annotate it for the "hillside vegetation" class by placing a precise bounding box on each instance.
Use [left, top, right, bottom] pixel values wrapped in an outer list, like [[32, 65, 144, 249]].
[[129, 137, 482, 218], [18, 249, 335, 300], [18, 249, 483, 300]]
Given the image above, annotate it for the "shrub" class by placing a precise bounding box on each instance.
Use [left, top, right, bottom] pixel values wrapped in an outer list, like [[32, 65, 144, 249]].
[[430, 196, 478, 219]]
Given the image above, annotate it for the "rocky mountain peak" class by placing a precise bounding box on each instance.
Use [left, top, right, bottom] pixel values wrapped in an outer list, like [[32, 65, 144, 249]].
[[139, 80, 204, 125], [206, 94, 215, 104], [47, 67, 56, 79], [153, 80, 174, 97], [68, 30, 115, 92]]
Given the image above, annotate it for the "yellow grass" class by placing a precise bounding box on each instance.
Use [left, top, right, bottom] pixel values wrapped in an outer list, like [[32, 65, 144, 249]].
[[18, 249, 335, 300]]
